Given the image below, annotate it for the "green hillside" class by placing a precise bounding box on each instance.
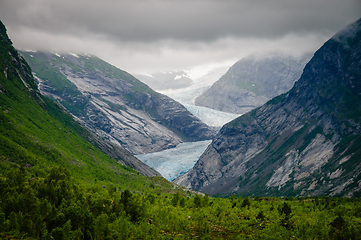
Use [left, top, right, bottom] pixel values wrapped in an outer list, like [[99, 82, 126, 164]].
[[0, 20, 166, 189]]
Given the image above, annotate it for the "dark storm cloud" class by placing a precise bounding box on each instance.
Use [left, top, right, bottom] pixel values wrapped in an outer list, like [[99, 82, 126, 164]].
[[0, 0, 360, 73], [1, 0, 360, 43]]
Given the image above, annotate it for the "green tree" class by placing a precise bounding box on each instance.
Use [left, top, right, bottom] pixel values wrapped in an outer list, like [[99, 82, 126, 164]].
[[121, 190, 144, 222], [171, 192, 180, 207], [241, 197, 251, 208], [193, 194, 202, 208], [330, 215, 345, 240], [279, 202, 292, 229]]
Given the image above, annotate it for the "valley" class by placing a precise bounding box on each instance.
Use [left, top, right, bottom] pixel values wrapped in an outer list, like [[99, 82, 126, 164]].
[[134, 52, 313, 181], [1, 9, 361, 239]]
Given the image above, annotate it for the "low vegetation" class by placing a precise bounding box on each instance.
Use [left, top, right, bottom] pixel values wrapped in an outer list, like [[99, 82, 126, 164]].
[[1, 167, 361, 239]]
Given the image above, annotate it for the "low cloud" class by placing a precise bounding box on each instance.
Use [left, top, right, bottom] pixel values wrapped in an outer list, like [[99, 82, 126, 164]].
[[1, 0, 360, 73]]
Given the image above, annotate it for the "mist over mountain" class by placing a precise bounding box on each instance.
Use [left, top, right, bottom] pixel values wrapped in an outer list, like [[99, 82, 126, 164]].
[[195, 52, 312, 114], [175, 18, 361, 197], [134, 71, 193, 91], [20, 51, 215, 155]]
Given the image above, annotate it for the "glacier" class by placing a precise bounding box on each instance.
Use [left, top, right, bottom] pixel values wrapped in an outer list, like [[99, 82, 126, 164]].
[[136, 140, 212, 181], [135, 64, 243, 181], [135, 102, 240, 181]]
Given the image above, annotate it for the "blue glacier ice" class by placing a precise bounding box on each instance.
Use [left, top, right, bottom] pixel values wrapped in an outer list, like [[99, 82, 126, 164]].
[[135, 64, 241, 181], [136, 140, 212, 181]]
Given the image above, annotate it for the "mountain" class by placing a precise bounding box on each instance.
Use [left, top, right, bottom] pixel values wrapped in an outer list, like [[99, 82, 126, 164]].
[[195, 53, 312, 114], [20, 51, 215, 155], [174, 19, 361, 197], [0, 20, 160, 179]]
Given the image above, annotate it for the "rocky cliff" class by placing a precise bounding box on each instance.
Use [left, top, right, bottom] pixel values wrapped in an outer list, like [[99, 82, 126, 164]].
[[20, 52, 215, 155], [175, 19, 361, 197], [195, 53, 311, 114]]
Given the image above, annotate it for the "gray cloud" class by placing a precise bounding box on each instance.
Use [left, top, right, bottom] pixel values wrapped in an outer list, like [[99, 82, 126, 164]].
[[2, 0, 360, 41], [1, 0, 360, 73]]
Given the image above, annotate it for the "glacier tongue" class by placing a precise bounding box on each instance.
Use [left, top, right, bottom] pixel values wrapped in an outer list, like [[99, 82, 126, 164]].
[[158, 82, 241, 127], [136, 140, 211, 181], [182, 103, 240, 127], [135, 63, 242, 180]]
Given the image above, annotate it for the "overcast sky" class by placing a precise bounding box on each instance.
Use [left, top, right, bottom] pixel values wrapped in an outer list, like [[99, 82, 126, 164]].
[[1, 0, 360, 74]]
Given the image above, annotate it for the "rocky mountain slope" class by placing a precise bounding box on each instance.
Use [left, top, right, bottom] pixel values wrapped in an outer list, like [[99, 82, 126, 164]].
[[175, 19, 361, 197], [20, 51, 215, 155], [0, 20, 159, 177], [195, 53, 312, 114]]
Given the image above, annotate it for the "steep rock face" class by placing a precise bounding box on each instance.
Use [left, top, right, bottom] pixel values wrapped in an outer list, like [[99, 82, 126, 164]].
[[20, 52, 215, 154], [195, 53, 311, 114], [175, 19, 361, 197]]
